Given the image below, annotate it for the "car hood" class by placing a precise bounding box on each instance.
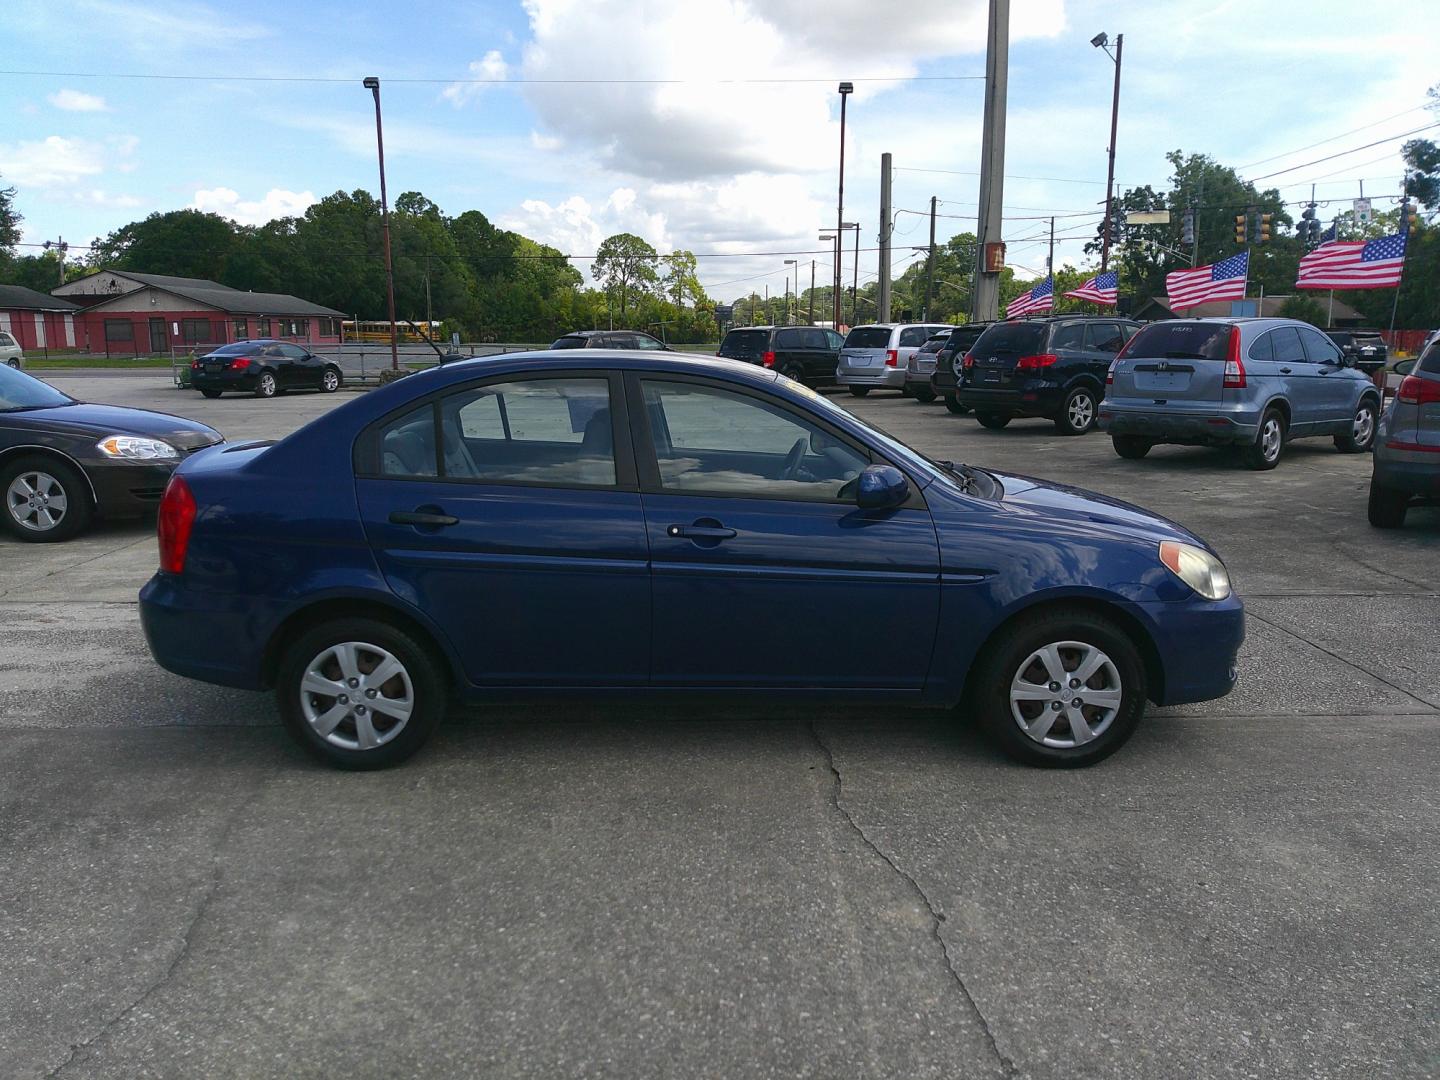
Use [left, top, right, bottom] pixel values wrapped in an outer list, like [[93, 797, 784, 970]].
[[990, 470, 1208, 549], [12, 402, 222, 451]]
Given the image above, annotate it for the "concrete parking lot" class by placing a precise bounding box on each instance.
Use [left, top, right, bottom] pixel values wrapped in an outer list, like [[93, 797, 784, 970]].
[[4, 372, 1438, 1078]]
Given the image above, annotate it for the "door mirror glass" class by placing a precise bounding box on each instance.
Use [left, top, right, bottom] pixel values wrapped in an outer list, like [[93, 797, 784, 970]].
[[855, 464, 909, 510]]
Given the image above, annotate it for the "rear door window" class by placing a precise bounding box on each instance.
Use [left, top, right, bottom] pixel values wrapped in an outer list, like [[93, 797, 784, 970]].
[[801, 329, 830, 350], [898, 326, 930, 348], [1298, 325, 1345, 365], [1050, 324, 1085, 351], [1086, 323, 1126, 354], [844, 327, 892, 349], [824, 330, 844, 350], [1271, 327, 1307, 365], [1123, 322, 1232, 360], [774, 328, 806, 349], [1248, 331, 1275, 363]]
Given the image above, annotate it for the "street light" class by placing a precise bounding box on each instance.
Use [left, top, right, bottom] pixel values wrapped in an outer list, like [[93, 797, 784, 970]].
[[819, 234, 836, 327], [362, 76, 399, 371], [835, 81, 853, 329], [784, 259, 797, 324], [1091, 31, 1124, 274], [841, 222, 860, 326]]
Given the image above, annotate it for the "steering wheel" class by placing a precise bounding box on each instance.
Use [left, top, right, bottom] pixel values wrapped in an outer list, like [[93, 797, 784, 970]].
[[780, 437, 808, 480]]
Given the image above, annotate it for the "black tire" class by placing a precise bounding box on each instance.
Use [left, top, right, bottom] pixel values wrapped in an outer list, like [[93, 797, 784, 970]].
[[1112, 435, 1153, 460], [848, 386, 870, 398], [1335, 397, 1378, 453], [255, 370, 278, 398], [200, 389, 222, 399], [276, 617, 447, 770], [780, 364, 806, 384], [1367, 479, 1409, 529], [321, 367, 342, 393], [943, 394, 969, 415], [1055, 385, 1099, 436], [967, 606, 1147, 768], [0, 453, 94, 543], [1241, 407, 1285, 470], [976, 412, 1012, 430], [913, 388, 937, 404], [5, 357, 18, 368]]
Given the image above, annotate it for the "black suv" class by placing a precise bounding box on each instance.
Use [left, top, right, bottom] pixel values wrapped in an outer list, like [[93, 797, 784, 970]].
[[957, 316, 1140, 434], [1326, 329, 1388, 374], [715, 325, 845, 385], [931, 322, 996, 414], [551, 330, 673, 350]]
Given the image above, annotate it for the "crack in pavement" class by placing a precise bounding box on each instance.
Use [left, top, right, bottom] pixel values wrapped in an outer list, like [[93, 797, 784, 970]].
[[807, 720, 1015, 1079], [44, 772, 271, 1078]]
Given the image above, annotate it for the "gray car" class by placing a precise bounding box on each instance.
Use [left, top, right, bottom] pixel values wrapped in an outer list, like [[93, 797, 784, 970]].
[[836, 322, 953, 397], [1100, 317, 1381, 470], [1369, 340, 1440, 527]]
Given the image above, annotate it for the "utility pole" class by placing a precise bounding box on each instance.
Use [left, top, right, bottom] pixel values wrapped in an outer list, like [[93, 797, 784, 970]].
[[1098, 33, 1124, 273], [878, 152, 893, 322], [41, 238, 69, 285], [809, 260, 815, 325], [362, 76, 399, 371], [1047, 215, 1055, 289], [973, 0, 1009, 322], [922, 196, 938, 320], [835, 82, 854, 329], [851, 225, 859, 326]]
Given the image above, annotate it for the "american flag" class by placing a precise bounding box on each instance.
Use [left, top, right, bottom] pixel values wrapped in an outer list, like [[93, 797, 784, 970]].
[[1166, 251, 1249, 310], [1064, 271, 1118, 306], [1296, 232, 1407, 290], [1006, 277, 1053, 317]]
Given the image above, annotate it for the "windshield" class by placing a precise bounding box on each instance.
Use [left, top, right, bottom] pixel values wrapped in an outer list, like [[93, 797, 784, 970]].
[[1125, 321, 1232, 360], [0, 365, 74, 411], [844, 327, 892, 349]]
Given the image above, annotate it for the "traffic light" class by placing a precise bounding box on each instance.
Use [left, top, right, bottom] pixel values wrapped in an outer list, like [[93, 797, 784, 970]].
[[1234, 213, 1248, 245], [1300, 204, 1321, 247], [1400, 199, 1419, 234], [1108, 208, 1126, 246], [1253, 212, 1272, 244], [1181, 207, 1195, 247]]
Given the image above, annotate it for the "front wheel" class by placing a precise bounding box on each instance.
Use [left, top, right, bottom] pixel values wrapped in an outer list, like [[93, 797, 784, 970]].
[[848, 386, 870, 398], [1112, 435, 1153, 460], [1335, 398, 1377, 452], [321, 367, 342, 393], [1368, 479, 1409, 529], [943, 394, 969, 415], [200, 389, 222, 399], [255, 370, 278, 398], [1, 454, 93, 543], [1241, 408, 1285, 470], [276, 617, 446, 769], [968, 607, 1147, 767], [913, 388, 937, 404], [1056, 385, 1098, 435], [976, 412, 1011, 430]]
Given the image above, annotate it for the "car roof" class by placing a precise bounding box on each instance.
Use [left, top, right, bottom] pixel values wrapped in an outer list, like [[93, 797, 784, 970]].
[[416, 349, 780, 383]]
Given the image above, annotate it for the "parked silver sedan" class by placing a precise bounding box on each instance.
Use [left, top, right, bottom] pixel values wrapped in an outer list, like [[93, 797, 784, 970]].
[[1370, 341, 1440, 527]]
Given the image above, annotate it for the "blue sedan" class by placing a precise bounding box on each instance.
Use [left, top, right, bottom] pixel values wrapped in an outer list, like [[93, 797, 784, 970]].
[[140, 351, 1243, 769]]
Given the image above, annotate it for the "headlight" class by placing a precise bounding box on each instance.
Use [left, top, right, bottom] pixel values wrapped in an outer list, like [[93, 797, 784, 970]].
[[96, 435, 180, 461], [1159, 540, 1230, 600]]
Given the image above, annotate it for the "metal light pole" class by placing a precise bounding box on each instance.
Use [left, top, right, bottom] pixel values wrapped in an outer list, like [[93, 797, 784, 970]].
[[784, 259, 797, 324], [835, 82, 853, 330], [819, 233, 836, 326], [1092, 32, 1123, 274], [809, 260, 816, 325], [844, 223, 860, 326], [363, 76, 399, 371]]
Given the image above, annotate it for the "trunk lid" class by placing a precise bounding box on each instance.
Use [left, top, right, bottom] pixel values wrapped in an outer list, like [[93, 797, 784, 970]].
[[1108, 322, 1232, 402], [839, 326, 893, 370]]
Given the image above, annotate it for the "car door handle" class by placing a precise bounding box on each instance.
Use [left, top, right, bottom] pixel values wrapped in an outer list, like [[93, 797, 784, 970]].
[[389, 510, 459, 527], [667, 523, 736, 540], [1279, 367, 1292, 374]]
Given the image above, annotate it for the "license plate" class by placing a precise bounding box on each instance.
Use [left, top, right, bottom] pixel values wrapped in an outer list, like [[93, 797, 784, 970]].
[[983, 370, 1000, 383], [1138, 373, 1186, 390], [205, 364, 221, 374]]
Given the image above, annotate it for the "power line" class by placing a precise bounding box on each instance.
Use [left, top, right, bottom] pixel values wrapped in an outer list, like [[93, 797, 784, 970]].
[[1246, 122, 1440, 182], [0, 68, 984, 86], [1236, 104, 1433, 169], [894, 167, 1111, 186]]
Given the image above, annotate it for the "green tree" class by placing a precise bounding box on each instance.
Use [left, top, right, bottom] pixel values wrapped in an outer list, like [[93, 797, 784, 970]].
[[0, 178, 20, 274], [1277, 294, 1326, 326], [593, 233, 659, 319], [661, 249, 704, 307], [91, 208, 239, 280]]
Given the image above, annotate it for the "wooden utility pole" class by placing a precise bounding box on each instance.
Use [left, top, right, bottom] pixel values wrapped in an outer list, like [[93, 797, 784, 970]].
[[922, 197, 938, 320]]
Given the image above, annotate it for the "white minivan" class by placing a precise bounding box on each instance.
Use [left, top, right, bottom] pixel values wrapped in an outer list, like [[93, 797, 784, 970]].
[[835, 322, 953, 397], [0, 331, 22, 368]]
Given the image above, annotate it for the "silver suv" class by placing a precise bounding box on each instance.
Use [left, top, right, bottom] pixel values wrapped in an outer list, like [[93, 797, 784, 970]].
[[1369, 340, 1440, 527], [1100, 318, 1381, 470], [836, 322, 953, 397]]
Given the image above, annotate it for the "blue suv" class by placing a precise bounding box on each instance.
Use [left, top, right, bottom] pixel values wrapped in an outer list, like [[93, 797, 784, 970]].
[[1101, 318, 1381, 469]]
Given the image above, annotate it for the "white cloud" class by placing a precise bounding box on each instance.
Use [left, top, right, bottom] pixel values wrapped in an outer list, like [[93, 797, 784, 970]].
[[442, 50, 509, 106], [192, 186, 317, 225], [48, 89, 109, 112], [76, 0, 269, 46], [0, 135, 107, 186], [72, 190, 145, 208], [530, 130, 562, 151]]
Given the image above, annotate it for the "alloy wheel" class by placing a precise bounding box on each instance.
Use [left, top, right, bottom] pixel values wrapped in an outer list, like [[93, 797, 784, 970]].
[[6, 470, 68, 532], [299, 641, 415, 751], [1260, 416, 1282, 463], [1009, 640, 1123, 748], [1353, 405, 1374, 446], [323, 369, 340, 391], [1067, 391, 1095, 431]]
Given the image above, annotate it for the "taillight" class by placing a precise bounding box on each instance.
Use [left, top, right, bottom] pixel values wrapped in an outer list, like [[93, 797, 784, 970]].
[[1397, 375, 1440, 404], [885, 349, 899, 367], [230, 357, 252, 370], [190, 360, 199, 370], [157, 475, 196, 574], [761, 350, 776, 368], [962, 353, 975, 369], [1106, 359, 1117, 385], [1222, 327, 1246, 388], [1015, 353, 1059, 371]]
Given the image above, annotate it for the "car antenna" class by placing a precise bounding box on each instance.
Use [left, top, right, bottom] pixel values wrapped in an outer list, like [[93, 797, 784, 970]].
[[404, 319, 466, 366]]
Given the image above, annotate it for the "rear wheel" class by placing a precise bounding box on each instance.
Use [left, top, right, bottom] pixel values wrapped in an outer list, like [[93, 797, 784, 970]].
[[1112, 435, 1153, 459], [1241, 408, 1285, 470], [848, 386, 870, 398], [200, 389, 222, 399], [1367, 479, 1409, 529], [968, 607, 1147, 768], [1056, 385, 1099, 435], [276, 617, 446, 769], [913, 387, 937, 404], [943, 394, 969, 415], [1, 454, 93, 543], [1335, 398, 1377, 452], [976, 412, 1012, 430]]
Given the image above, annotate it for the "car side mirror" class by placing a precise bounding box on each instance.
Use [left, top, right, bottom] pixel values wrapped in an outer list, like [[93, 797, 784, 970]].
[[855, 464, 909, 510]]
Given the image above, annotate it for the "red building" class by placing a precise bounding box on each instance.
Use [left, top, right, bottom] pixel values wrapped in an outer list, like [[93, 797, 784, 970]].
[[0, 284, 82, 352], [54, 270, 347, 357]]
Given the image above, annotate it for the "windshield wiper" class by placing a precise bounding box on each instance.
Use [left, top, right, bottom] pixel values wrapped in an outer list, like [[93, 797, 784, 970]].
[[935, 459, 981, 495]]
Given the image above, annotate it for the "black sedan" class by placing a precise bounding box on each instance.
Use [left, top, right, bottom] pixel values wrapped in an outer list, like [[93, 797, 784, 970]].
[[190, 340, 344, 399], [0, 365, 222, 542]]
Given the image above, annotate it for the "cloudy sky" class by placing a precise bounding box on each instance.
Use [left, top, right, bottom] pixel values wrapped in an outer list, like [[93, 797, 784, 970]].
[[3, 0, 1437, 300]]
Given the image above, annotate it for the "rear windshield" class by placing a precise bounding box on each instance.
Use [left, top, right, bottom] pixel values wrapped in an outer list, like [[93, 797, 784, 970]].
[[918, 336, 948, 354], [550, 335, 588, 349], [207, 342, 261, 356], [1327, 333, 1353, 345], [719, 329, 769, 357], [971, 322, 1047, 355], [844, 327, 892, 349], [1125, 322, 1232, 360], [948, 325, 986, 348]]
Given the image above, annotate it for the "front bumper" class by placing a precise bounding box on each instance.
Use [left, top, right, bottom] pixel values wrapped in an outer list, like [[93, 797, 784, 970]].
[[1099, 403, 1258, 446], [836, 366, 905, 389], [1130, 594, 1245, 706], [87, 459, 182, 515]]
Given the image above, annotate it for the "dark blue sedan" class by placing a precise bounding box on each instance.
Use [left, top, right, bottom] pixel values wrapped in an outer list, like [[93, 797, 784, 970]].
[[140, 352, 1243, 769]]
